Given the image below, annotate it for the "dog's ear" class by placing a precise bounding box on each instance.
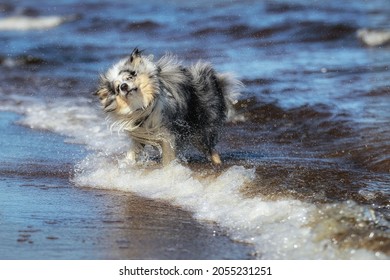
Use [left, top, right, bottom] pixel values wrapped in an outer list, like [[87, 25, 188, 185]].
[[95, 87, 109, 100], [94, 74, 108, 98], [94, 76, 111, 103], [128, 48, 142, 64]]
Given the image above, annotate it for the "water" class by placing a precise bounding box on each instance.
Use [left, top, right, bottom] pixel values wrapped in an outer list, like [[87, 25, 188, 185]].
[[0, 0, 389, 259]]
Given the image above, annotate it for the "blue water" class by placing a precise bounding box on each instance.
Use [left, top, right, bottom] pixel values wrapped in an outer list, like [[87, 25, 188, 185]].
[[1, 1, 389, 118]]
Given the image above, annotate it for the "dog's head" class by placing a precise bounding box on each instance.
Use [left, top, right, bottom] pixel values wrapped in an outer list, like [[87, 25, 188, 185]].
[[95, 48, 159, 116]]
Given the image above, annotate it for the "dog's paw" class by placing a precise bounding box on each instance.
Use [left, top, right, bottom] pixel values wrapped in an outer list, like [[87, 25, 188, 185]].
[[118, 157, 135, 169], [116, 150, 137, 168]]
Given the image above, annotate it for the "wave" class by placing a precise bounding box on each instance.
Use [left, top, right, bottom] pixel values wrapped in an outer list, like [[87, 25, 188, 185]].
[[0, 55, 46, 67], [292, 21, 356, 43], [357, 28, 390, 47], [234, 97, 390, 175], [362, 86, 390, 97], [0, 96, 127, 153], [192, 23, 289, 40], [0, 95, 388, 259], [0, 15, 75, 31], [191, 21, 356, 43], [78, 17, 161, 34], [237, 100, 352, 142], [73, 154, 389, 259], [125, 20, 161, 31]]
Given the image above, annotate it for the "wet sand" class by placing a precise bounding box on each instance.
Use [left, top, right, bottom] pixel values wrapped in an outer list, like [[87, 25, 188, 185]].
[[0, 112, 253, 259]]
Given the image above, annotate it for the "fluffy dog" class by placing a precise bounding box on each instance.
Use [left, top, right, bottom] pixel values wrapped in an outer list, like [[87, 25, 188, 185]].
[[95, 48, 242, 166]]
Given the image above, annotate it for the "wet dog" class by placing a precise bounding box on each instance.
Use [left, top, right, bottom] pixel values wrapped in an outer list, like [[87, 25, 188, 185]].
[[95, 48, 242, 165]]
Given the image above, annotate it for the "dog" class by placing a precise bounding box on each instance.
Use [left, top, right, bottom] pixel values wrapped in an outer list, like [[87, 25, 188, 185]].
[[95, 48, 242, 166]]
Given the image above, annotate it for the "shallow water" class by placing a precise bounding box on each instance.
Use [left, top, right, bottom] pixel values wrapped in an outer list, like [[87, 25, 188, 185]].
[[0, 112, 251, 259], [0, 0, 389, 259]]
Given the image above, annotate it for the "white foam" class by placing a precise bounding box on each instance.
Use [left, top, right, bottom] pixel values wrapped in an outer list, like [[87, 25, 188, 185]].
[[0, 15, 71, 31], [0, 96, 129, 154], [73, 155, 385, 259], [0, 95, 386, 259], [357, 28, 390, 47]]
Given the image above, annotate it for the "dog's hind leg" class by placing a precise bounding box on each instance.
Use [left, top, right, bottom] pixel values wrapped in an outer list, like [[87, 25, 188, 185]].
[[201, 147, 222, 165], [210, 149, 222, 165], [195, 135, 222, 166], [204, 131, 222, 166]]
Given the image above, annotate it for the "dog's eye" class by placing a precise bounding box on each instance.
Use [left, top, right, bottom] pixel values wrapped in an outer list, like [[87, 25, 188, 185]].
[[124, 71, 137, 81]]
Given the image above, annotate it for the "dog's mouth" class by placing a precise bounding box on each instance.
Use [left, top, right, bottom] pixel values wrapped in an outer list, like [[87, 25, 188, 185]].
[[118, 82, 138, 97]]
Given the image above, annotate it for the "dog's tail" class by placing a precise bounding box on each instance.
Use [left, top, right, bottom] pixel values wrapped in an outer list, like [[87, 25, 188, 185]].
[[216, 73, 244, 122]]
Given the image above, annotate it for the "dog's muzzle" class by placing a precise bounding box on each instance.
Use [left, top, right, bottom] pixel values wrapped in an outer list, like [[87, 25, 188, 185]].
[[120, 83, 129, 92], [120, 82, 137, 96]]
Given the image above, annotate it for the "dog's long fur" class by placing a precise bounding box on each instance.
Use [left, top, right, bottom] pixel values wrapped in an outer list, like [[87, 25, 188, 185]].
[[95, 48, 242, 165]]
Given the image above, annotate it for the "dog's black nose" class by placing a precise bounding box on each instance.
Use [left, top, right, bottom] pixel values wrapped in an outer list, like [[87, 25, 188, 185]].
[[120, 83, 128, 91]]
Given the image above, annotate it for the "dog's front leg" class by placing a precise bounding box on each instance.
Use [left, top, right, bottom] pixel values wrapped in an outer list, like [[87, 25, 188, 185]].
[[125, 140, 143, 164], [160, 137, 176, 166]]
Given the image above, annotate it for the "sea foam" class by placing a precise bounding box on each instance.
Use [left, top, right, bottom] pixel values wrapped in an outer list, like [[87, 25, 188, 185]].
[[72, 153, 385, 259], [357, 28, 390, 47], [0, 15, 73, 31]]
